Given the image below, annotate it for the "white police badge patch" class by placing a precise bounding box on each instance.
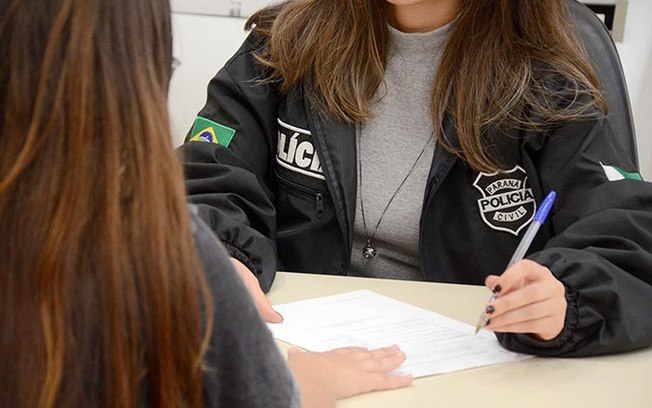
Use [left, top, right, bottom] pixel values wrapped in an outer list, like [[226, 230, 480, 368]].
[[473, 165, 536, 236]]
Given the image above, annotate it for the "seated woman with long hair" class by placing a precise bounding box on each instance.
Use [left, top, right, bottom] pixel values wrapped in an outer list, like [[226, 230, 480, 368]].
[[0, 0, 412, 406]]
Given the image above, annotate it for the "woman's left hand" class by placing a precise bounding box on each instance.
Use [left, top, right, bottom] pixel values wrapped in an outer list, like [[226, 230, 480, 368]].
[[287, 345, 412, 407], [484, 259, 567, 341]]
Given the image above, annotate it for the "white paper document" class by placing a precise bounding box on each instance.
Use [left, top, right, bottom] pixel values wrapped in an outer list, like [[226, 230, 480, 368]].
[[267, 290, 532, 378]]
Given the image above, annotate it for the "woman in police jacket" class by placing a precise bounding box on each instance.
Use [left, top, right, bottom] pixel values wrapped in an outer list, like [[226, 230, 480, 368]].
[[180, 0, 652, 357]]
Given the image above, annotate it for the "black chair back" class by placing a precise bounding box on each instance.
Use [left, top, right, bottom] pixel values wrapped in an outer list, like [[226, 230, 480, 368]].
[[569, 0, 639, 168]]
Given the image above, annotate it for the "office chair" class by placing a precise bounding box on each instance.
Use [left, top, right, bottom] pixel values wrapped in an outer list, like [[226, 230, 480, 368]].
[[569, 0, 640, 169]]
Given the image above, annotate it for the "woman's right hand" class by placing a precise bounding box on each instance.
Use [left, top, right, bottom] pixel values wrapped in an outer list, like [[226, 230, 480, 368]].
[[287, 345, 413, 408]]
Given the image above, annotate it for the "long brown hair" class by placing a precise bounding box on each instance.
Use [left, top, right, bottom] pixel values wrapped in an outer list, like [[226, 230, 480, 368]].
[[0, 0, 212, 406], [247, 0, 607, 171]]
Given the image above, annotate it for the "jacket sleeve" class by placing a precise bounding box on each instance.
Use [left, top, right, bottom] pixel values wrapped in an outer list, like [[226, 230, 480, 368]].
[[178, 33, 279, 292], [496, 114, 652, 356]]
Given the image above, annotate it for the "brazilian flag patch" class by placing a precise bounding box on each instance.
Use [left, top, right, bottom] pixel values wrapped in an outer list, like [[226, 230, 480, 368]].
[[190, 116, 236, 147]]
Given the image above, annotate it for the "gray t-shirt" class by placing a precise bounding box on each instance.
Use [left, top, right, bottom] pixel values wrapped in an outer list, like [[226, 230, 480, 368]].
[[190, 206, 300, 408], [349, 22, 452, 280]]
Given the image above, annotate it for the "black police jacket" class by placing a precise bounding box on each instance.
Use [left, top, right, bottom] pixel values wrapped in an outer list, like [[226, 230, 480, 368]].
[[180, 33, 652, 357]]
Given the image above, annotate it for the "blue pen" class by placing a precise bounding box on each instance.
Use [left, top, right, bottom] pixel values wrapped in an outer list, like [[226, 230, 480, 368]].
[[474, 191, 557, 334]]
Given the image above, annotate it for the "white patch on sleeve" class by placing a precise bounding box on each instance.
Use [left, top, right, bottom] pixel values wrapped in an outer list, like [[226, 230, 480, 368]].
[[600, 162, 625, 181]]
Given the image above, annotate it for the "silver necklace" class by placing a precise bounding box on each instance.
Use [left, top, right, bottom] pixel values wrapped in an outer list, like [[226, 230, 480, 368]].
[[357, 133, 433, 259]]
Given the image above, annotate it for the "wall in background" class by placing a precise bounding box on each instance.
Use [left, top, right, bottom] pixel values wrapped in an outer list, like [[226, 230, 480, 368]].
[[617, 0, 652, 178], [169, 14, 247, 141], [169, 1, 652, 178], [171, 0, 271, 17]]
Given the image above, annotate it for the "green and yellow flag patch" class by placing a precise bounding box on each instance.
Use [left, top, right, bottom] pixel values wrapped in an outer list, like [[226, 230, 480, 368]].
[[190, 116, 236, 147]]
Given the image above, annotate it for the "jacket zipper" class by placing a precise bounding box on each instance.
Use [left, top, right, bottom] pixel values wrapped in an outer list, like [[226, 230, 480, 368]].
[[315, 193, 324, 218], [303, 97, 352, 275], [276, 172, 327, 219]]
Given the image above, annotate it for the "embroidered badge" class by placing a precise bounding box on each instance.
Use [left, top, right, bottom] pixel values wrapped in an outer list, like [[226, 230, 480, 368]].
[[473, 165, 536, 236], [190, 116, 236, 147], [600, 162, 643, 181], [276, 118, 324, 180]]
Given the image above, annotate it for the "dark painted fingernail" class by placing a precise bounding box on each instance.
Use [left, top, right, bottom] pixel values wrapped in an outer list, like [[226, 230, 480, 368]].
[[493, 284, 502, 294], [485, 305, 495, 314], [484, 318, 491, 327]]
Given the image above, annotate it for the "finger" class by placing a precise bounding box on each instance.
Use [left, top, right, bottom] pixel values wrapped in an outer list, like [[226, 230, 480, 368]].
[[484, 275, 500, 291], [334, 346, 405, 372], [331, 346, 370, 356], [488, 317, 547, 334], [488, 281, 561, 319], [486, 295, 566, 340], [357, 350, 407, 373], [493, 259, 548, 294], [366, 345, 403, 361], [485, 298, 558, 328], [368, 373, 414, 392], [255, 294, 284, 323], [487, 315, 563, 341], [334, 346, 401, 362], [359, 345, 402, 362], [332, 344, 398, 358], [287, 347, 304, 356], [489, 284, 552, 318]]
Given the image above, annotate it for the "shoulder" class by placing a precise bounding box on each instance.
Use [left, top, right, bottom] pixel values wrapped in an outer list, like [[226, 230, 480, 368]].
[[217, 31, 276, 94], [224, 30, 269, 69]]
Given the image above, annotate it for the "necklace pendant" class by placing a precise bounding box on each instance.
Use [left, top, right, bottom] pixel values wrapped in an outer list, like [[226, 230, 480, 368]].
[[362, 240, 377, 259]]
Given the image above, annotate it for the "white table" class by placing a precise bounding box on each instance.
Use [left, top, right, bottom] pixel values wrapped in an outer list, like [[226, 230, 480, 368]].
[[268, 272, 652, 408]]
